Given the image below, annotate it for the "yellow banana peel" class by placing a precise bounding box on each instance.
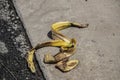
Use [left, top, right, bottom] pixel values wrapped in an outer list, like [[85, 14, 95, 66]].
[[51, 21, 88, 31], [51, 21, 88, 42], [26, 48, 36, 73], [52, 21, 71, 31], [35, 40, 72, 50], [26, 21, 88, 73]]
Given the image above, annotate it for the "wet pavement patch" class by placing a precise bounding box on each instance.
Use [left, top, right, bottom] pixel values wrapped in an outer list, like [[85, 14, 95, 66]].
[[0, 0, 45, 80]]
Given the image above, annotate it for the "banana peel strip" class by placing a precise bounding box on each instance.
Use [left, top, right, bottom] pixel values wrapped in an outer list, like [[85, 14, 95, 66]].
[[51, 21, 88, 42], [34, 40, 73, 50], [26, 21, 88, 73], [26, 48, 36, 73], [55, 59, 79, 72]]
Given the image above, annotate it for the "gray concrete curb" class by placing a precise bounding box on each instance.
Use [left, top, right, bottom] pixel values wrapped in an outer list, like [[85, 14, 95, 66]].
[[14, 0, 120, 80]]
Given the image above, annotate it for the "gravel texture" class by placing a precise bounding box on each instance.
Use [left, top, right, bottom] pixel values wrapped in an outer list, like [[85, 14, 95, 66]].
[[0, 0, 45, 80]]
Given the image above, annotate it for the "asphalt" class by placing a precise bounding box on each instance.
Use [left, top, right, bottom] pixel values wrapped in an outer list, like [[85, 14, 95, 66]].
[[14, 0, 120, 80], [0, 0, 45, 80]]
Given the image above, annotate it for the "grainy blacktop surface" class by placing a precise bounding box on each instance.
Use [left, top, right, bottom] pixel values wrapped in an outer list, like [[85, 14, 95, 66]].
[[2, 0, 120, 80], [0, 0, 45, 80]]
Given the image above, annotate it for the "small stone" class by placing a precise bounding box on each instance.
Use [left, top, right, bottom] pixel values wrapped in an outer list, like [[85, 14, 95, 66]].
[[0, 41, 8, 54], [112, 33, 115, 36]]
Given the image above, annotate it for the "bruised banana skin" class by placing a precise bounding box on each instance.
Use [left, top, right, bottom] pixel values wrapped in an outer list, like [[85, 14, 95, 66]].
[[44, 38, 77, 63], [27, 21, 88, 73], [55, 59, 79, 72], [44, 21, 88, 72], [44, 42, 76, 63]]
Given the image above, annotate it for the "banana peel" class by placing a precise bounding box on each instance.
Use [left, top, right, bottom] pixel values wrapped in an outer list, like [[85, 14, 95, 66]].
[[26, 48, 36, 73], [44, 53, 56, 63], [44, 38, 76, 64], [55, 59, 79, 72], [35, 40, 73, 50], [52, 21, 88, 31], [26, 21, 88, 73], [51, 21, 88, 42]]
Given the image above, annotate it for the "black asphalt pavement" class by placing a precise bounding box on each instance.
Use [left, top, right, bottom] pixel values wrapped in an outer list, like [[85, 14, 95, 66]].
[[0, 0, 45, 80]]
